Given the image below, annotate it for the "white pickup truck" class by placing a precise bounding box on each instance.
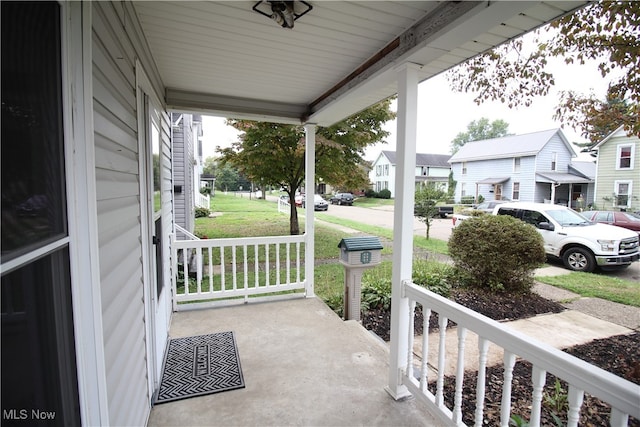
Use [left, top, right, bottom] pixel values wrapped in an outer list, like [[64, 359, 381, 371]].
[[452, 202, 640, 272]]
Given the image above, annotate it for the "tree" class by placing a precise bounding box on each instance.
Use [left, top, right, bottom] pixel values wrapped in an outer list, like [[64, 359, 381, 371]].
[[447, 1, 640, 142], [450, 118, 511, 154], [218, 99, 395, 235], [414, 183, 447, 240], [202, 156, 216, 176]]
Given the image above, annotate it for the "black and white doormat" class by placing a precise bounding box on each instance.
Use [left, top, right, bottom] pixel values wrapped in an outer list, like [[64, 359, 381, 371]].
[[155, 332, 245, 404]]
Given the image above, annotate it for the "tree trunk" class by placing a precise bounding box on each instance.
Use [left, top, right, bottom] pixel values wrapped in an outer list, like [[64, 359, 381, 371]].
[[289, 203, 299, 235]]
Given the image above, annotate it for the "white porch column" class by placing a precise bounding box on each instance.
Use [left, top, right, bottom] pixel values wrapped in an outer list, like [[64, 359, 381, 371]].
[[304, 123, 316, 297], [386, 63, 420, 399]]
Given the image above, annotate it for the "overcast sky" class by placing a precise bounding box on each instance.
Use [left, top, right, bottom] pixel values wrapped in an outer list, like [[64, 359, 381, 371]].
[[201, 52, 614, 163]]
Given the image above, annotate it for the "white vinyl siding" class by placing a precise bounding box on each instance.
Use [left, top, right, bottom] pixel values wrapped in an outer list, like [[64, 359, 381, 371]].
[[172, 114, 195, 233], [93, 2, 171, 425]]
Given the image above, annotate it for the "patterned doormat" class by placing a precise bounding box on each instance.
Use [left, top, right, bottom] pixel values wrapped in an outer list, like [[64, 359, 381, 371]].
[[155, 331, 245, 404]]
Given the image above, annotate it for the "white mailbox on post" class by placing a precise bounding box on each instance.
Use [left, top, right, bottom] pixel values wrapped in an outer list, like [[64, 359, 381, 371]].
[[337, 237, 383, 321]]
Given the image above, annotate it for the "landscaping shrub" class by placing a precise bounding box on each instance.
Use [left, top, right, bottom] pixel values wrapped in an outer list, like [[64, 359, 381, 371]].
[[412, 260, 454, 297], [195, 207, 211, 218], [448, 214, 545, 293], [460, 196, 475, 205], [361, 276, 392, 310], [377, 188, 391, 199], [323, 293, 344, 318], [364, 189, 377, 198]]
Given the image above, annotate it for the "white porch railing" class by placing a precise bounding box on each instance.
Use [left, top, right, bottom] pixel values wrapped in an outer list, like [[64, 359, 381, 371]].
[[278, 197, 290, 214], [171, 233, 307, 311], [196, 192, 210, 209], [401, 281, 640, 427]]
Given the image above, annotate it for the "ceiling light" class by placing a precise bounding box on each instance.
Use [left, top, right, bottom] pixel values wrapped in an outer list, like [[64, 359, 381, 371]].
[[252, 1, 313, 29]]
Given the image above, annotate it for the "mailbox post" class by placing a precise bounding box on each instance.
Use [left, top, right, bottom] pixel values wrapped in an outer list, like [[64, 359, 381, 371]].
[[337, 237, 383, 321]]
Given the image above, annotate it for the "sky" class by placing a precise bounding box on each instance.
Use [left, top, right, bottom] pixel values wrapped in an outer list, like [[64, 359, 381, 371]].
[[201, 51, 614, 163]]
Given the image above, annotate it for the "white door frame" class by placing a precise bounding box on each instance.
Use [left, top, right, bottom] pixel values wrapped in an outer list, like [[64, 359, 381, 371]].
[[136, 61, 168, 400]]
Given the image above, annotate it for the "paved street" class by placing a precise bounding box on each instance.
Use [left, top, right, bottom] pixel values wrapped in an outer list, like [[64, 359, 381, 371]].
[[318, 203, 454, 241]]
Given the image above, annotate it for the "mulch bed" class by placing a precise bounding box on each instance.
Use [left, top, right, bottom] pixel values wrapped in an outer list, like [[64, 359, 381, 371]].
[[361, 287, 640, 426]]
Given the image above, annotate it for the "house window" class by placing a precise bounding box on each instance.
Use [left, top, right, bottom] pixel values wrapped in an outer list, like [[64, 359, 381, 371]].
[[461, 183, 467, 197], [513, 157, 521, 173], [1, 2, 81, 424], [614, 181, 632, 207], [376, 165, 382, 176], [551, 152, 557, 171], [617, 144, 635, 170], [384, 164, 389, 176], [512, 182, 520, 200], [462, 162, 467, 175]]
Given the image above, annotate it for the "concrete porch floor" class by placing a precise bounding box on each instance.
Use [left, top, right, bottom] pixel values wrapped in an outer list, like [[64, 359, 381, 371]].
[[147, 296, 438, 427]]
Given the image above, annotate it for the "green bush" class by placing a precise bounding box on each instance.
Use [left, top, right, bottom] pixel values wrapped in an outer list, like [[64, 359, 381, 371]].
[[377, 188, 392, 199], [364, 189, 377, 198], [460, 196, 475, 205], [412, 260, 454, 297], [361, 277, 392, 310], [195, 207, 211, 218], [448, 215, 546, 293], [323, 293, 344, 318]]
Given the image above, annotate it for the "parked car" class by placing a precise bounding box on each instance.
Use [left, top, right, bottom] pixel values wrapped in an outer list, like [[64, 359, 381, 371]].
[[581, 210, 640, 235], [329, 192, 354, 205], [473, 199, 509, 213], [492, 203, 639, 272], [298, 194, 329, 211], [294, 194, 304, 207]]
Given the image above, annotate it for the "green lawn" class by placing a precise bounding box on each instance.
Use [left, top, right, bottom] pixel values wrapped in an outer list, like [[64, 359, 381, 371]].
[[535, 272, 640, 307], [198, 192, 638, 307]]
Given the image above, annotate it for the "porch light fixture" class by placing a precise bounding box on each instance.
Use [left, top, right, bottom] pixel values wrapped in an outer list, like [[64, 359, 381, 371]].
[[252, 1, 313, 29]]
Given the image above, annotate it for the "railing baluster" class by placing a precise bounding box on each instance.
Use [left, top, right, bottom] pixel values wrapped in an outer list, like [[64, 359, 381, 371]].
[[276, 243, 281, 286], [220, 246, 225, 291], [567, 385, 584, 427], [406, 300, 417, 380], [254, 244, 259, 288], [232, 245, 237, 290], [266, 244, 270, 287], [296, 241, 300, 284], [500, 351, 516, 427], [286, 242, 291, 285], [453, 326, 468, 425], [610, 408, 629, 427], [474, 337, 490, 427], [243, 244, 248, 303], [529, 366, 546, 427], [196, 247, 202, 294], [208, 247, 213, 293], [420, 308, 431, 392], [436, 315, 448, 407], [183, 248, 190, 295]]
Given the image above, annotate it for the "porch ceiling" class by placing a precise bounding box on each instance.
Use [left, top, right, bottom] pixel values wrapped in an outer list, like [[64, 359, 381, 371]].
[[132, 1, 587, 126]]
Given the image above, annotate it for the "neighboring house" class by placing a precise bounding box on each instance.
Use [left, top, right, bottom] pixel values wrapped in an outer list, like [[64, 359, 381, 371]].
[[171, 113, 205, 234], [592, 126, 640, 212], [370, 150, 451, 197], [448, 129, 595, 208]]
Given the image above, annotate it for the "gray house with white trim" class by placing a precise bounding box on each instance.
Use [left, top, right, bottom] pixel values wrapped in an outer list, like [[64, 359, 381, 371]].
[[448, 129, 595, 208]]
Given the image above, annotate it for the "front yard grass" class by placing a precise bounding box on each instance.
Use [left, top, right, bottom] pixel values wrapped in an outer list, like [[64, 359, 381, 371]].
[[535, 272, 640, 307], [199, 193, 638, 307]]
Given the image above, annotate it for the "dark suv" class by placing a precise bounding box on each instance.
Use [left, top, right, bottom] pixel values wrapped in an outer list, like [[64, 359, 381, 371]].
[[329, 192, 354, 205]]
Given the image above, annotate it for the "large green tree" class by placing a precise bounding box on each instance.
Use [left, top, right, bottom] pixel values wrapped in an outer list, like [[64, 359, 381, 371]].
[[218, 99, 395, 235], [450, 118, 511, 154], [447, 1, 640, 143]]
